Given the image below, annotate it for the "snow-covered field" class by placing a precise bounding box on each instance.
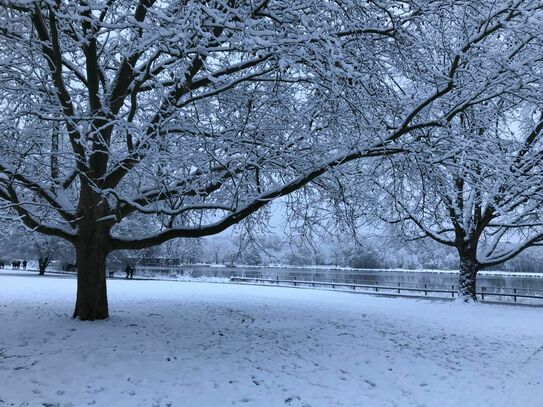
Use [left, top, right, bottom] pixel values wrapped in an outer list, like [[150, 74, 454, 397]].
[[1, 271, 542, 407]]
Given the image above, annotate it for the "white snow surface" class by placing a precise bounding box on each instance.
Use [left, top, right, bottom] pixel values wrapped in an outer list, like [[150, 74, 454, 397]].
[[1, 271, 542, 407]]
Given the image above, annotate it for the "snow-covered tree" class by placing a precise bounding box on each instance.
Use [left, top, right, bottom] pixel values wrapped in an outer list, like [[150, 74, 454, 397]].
[[0, 224, 72, 274], [162, 238, 206, 264], [1, 0, 542, 318], [359, 103, 543, 300], [32, 234, 69, 275]]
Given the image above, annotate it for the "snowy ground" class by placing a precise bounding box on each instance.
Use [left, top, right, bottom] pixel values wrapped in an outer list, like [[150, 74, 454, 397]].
[[1, 271, 542, 407]]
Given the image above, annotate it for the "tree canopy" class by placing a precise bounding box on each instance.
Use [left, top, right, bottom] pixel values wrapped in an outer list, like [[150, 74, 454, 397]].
[[1, 0, 543, 317]]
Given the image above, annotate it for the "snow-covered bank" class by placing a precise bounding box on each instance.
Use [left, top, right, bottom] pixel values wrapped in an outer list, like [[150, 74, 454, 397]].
[[1, 274, 542, 407]]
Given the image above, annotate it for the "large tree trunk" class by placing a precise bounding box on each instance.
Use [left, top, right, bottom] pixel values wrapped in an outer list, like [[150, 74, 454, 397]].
[[458, 253, 480, 302], [73, 239, 109, 320], [73, 183, 113, 321]]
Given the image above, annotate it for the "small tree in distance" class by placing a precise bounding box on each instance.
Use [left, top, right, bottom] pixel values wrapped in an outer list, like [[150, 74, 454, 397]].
[[0, 225, 72, 274], [33, 235, 71, 275]]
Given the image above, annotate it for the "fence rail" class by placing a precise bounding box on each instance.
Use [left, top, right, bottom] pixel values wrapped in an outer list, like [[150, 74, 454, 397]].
[[230, 276, 543, 302]]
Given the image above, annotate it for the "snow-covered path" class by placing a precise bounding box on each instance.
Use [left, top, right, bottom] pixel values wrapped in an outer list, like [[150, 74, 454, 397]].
[[0, 272, 542, 407]]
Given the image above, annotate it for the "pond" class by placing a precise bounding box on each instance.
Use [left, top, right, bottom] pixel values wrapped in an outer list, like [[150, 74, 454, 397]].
[[135, 264, 543, 298]]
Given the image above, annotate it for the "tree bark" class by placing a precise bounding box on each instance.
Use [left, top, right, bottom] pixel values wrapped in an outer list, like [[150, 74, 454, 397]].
[[72, 183, 113, 321], [73, 239, 109, 320], [458, 254, 480, 301]]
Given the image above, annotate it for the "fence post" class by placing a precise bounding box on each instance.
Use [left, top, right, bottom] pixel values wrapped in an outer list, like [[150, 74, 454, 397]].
[[514, 288, 517, 302], [352, 280, 355, 290], [452, 285, 455, 298], [424, 284, 427, 296], [375, 282, 378, 292], [481, 286, 485, 301], [294, 276, 297, 286], [312, 277, 315, 287], [332, 280, 335, 289], [397, 282, 401, 294], [276, 275, 279, 284]]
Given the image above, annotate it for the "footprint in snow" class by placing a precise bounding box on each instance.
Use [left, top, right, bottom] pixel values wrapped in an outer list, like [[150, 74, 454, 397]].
[[285, 395, 301, 405]]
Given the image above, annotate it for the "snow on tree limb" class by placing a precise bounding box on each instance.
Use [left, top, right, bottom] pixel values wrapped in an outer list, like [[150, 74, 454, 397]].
[[1, 0, 542, 253]]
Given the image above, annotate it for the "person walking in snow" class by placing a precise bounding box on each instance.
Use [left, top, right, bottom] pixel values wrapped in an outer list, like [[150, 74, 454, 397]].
[[125, 264, 135, 279]]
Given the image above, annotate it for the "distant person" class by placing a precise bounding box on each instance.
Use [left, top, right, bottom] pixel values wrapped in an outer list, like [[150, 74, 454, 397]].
[[22, 260, 27, 270], [125, 264, 135, 279]]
